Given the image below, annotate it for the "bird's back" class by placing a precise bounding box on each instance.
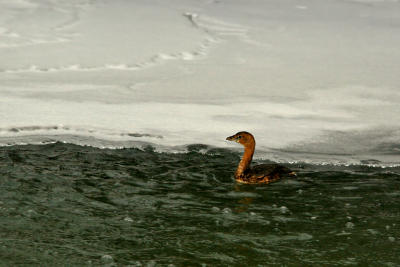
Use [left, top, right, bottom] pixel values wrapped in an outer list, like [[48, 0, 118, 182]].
[[238, 163, 294, 184]]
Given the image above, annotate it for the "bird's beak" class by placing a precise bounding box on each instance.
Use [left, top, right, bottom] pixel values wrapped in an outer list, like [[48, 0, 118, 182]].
[[226, 135, 235, 141]]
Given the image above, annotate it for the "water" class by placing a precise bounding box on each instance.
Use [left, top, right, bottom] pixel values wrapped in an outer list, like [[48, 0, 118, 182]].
[[1, 0, 400, 155], [1, 0, 400, 265], [1, 142, 399, 266]]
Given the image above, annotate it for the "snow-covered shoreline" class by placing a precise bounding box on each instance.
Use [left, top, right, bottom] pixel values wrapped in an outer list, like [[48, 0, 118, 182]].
[[1, 0, 400, 164]]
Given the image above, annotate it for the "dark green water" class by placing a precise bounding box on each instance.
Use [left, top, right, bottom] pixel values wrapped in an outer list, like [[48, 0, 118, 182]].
[[0, 142, 399, 266]]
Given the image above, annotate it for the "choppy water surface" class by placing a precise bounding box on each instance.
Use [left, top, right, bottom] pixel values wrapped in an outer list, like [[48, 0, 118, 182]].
[[1, 0, 400, 265], [1, 142, 399, 266]]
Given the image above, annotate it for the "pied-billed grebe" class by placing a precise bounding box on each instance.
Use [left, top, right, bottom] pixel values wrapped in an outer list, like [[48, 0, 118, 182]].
[[226, 131, 295, 184]]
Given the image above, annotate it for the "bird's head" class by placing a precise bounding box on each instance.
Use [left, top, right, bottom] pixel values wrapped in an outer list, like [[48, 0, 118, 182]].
[[226, 131, 255, 147]]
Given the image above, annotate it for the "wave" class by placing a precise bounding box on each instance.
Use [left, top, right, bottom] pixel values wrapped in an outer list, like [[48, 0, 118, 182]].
[[1, 127, 399, 169], [0, 125, 162, 138], [2, 139, 400, 172], [0, 125, 163, 148]]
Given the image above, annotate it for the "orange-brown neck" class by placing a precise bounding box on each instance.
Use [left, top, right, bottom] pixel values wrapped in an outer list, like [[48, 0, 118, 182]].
[[235, 142, 255, 179]]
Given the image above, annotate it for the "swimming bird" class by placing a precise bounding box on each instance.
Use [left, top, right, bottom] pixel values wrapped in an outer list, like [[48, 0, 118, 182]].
[[226, 131, 295, 184]]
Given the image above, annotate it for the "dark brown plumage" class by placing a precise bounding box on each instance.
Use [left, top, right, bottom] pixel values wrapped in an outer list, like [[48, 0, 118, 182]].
[[226, 131, 295, 184]]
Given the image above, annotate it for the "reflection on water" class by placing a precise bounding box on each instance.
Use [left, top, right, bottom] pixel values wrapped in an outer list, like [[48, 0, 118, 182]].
[[0, 143, 399, 266]]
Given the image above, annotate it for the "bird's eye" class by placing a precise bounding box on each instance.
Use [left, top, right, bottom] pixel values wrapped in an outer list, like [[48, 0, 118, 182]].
[[237, 135, 242, 139]]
